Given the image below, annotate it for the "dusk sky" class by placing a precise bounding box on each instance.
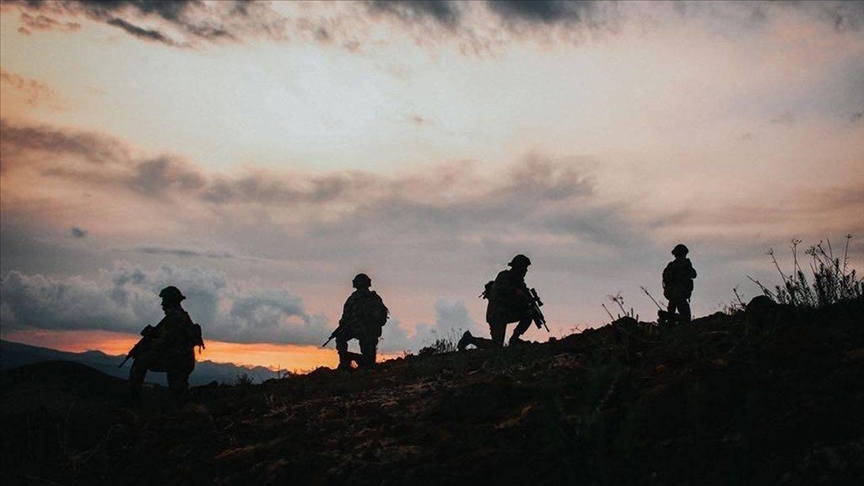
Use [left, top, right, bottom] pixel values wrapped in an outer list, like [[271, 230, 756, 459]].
[[1, 0, 862, 371]]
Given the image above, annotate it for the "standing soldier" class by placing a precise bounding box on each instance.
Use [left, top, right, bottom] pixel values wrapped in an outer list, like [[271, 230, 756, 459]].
[[662, 244, 697, 323], [127, 286, 203, 403], [459, 254, 535, 350], [333, 273, 389, 370]]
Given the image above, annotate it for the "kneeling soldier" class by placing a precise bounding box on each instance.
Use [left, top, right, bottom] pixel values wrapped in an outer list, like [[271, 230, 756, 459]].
[[128, 286, 202, 403], [459, 254, 535, 350]]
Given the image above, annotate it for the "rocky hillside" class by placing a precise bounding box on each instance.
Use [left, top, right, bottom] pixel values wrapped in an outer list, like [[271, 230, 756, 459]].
[[2, 298, 862, 486]]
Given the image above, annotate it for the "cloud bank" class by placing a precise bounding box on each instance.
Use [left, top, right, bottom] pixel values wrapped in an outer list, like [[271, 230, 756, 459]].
[[0, 263, 325, 345], [0, 262, 483, 354], [7, 1, 861, 51]]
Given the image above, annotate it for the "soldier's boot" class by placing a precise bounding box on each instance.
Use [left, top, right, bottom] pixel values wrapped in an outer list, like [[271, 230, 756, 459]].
[[508, 337, 526, 347], [358, 341, 377, 369], [508, 317, 532, 346], [337, 352, 353, 371], [457, 331, 474, 351]]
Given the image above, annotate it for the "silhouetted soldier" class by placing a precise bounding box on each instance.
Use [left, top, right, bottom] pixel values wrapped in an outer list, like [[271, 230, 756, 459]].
[[334, 274, 389, 370], [128, 286, 202, 403], [459, 254, 535, 350], [662, 244, 697, 323]]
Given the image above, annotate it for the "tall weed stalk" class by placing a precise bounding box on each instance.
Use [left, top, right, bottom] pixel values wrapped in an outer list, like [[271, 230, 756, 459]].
[[749, 235, 863, 307]]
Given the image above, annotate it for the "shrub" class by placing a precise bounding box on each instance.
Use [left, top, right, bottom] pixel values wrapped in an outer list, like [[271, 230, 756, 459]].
[[417, 328, 463, 356], [749, 235, 863, 308], [233, 371, 255, 386]]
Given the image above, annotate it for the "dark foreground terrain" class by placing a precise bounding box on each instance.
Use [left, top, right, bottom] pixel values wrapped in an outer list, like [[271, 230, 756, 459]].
[[2, 299, 862, 486]]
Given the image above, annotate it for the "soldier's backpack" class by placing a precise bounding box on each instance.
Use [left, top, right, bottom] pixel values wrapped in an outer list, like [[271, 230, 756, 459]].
[[663, 259, 694, 298], [183, 311, 205, 353], [367, 291, 389, 328], [190, 322, 205, 353]]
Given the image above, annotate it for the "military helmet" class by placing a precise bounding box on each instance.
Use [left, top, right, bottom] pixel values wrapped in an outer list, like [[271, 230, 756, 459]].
[[672, 244, 689, 257], [352, 273, 372, 288], [508, 254, 532, 268], [159, 286, 186, 302]]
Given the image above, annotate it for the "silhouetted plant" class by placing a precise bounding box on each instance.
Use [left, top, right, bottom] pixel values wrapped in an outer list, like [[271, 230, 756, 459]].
[[604, 293, 639, 321], [233, 371, 255, 386], [720, 286, 747, 315], [417, 328, 463, 356], [749, 235, 863, 308]]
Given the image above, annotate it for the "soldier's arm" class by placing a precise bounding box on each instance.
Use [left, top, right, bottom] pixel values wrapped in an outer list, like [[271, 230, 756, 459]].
[[146, 316, 168, 347], [686, 259, 697, 279]]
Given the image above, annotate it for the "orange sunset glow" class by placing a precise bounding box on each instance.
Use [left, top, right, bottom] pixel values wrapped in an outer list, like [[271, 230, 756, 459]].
[[3, 328, 404, 372]]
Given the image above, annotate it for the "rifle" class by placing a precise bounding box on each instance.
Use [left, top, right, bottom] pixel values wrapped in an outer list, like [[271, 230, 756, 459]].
[[529, 288, 550, 332], [323, 318, 356, 347], [118, 325, 155, 368], [322, 326, 341, 348]]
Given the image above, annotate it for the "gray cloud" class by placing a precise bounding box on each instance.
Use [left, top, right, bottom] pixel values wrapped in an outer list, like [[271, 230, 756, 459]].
[[0, 118, 129, 169], [133, 247, 233, 260], [128, 156, 207, 196], [17, 11, 81, 35], [0, 263, 474, 353], [0, 263, 331, 345], [73, 0, 198, 23], [0, 119, 650, 269], [105, 16, 179, 46], [486, 0, 602, 26], [1, 119, 595, 211], [9, 0, 258, 47], [379, 298, 481, 353], [367, 0, 461, 28], [6, 0, 862, 53], [810, 1, 864, 32]]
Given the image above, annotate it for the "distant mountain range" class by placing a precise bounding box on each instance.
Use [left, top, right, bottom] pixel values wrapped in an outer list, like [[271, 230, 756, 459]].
[[0, 339, 281, 386]]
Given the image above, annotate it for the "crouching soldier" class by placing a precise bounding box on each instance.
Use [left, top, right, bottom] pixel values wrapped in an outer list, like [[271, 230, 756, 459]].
[[661, 244, 697, 324], [127, 286, 203, 403], [334, 274, 389, 370], [459, 254, 535, 350]]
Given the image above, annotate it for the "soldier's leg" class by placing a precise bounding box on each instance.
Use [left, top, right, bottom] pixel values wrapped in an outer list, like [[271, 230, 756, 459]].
[[471, 321, 506, 349], [167, 371, 189, 401], [335, 335, 352, 370], [667, 300, 678, 317], [129, 361, 147, 402], [457, 330, 474, 351], [680, 300, 692, 323], [359, 338, 378, 368], [509, 315, 533, 344]]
